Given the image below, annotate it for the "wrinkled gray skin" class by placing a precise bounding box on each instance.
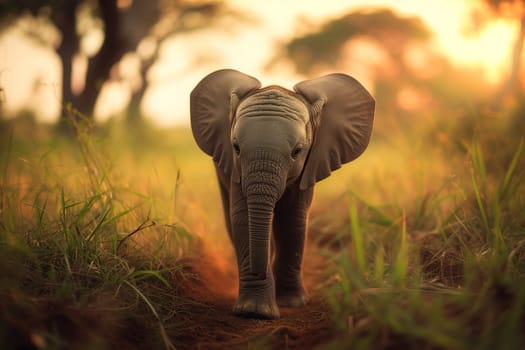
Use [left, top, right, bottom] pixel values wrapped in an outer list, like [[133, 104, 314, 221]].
[[190, 69, 375, 319]]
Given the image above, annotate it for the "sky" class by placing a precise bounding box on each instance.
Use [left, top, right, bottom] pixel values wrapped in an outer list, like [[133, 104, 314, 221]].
[[0, 0, 517, 126]]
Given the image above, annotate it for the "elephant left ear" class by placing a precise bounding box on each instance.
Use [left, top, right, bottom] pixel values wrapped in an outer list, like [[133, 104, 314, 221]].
[[190, 69, 261, 178], [294, 73, 375, 190]]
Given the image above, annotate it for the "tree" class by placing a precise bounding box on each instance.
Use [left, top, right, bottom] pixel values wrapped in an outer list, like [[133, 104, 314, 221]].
[[0, 0, 233, 130], [271, 8, 490, 137], [270, 9, 434, 121], [278, 8, 431, 75]]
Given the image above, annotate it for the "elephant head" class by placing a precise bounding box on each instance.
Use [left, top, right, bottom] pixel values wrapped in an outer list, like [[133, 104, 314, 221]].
[[190, 69, 374, 279]]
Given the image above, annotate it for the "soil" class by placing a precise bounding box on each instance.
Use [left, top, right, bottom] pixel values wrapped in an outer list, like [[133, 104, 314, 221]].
[[170, 243, 336, 350]]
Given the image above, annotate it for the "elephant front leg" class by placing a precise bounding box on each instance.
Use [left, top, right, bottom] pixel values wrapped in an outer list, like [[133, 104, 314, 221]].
[[272, 187, 314, 307], [229, 184, 280, 319]]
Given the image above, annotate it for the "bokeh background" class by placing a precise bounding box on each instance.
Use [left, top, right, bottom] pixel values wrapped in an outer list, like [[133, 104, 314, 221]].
[[1, 1, 525, 349], [0, 0, 523, 127]]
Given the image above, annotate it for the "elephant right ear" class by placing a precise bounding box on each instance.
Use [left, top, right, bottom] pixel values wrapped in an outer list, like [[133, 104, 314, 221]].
[[294, 73, 375, 190], [190, 69, 261, 177]]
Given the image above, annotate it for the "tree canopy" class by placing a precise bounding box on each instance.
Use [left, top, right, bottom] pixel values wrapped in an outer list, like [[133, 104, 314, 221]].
[[283, 9, 431, 74], [0, 0, 235, 129], [271, 8, 502, 137]]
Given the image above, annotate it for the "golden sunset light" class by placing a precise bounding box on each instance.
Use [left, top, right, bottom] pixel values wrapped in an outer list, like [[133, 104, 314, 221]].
[[2, 1, 525, 349], [0, 0, 520, 125]]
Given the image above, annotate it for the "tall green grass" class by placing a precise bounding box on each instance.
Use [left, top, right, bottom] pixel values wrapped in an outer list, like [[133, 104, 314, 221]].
[[2, 107, 524, 349], [0, 117, 198, 349], [317, 115, 525, 349]]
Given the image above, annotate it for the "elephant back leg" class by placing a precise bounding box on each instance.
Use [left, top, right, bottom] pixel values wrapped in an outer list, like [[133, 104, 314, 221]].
[[272, 186, 314, 307]]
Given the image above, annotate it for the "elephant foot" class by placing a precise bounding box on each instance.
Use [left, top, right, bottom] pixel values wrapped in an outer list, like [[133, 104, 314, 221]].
[[233, 295, 280, 320], [233, 277, 280, 319], [276, 287, 309, 307], [275, 275, 309, 307]]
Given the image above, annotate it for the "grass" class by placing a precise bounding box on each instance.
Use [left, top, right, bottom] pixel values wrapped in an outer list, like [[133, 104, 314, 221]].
[[1, 104, 524, 349], [0, 117, 202, 349], [313, 111, 525, 349]]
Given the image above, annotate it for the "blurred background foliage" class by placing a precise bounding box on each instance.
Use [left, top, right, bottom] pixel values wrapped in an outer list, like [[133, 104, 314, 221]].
[[0, 0, 523, 132], [274, 4, 524, 142], [1, 1, 525, 348], [0, 0, 246, 128]]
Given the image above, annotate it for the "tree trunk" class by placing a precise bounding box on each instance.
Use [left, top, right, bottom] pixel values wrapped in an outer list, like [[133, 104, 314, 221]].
[[75, 0, 126, 118], [56, 0, 79, 133]]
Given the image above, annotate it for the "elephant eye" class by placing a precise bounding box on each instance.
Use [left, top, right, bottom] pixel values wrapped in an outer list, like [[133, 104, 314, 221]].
[[232, 142, 241, 156], [291, 146, 303, 159]]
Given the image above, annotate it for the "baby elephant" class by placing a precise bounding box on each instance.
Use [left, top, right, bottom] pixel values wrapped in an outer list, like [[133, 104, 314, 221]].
[[190, 69, 375, 319]]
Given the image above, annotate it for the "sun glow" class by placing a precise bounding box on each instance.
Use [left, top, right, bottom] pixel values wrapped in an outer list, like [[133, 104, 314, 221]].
[[431, 15, 515, 84], [0, 1, 520, 125], [393, 1, 516, 84]]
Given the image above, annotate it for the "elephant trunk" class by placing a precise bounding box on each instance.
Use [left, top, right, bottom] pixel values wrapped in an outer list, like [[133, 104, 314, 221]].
[[243, 149, 286, 278], [246, 200, 274, 277]]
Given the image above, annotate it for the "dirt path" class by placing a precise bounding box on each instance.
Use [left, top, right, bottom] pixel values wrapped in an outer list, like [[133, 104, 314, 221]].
[[171, 244, 334, 350]]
